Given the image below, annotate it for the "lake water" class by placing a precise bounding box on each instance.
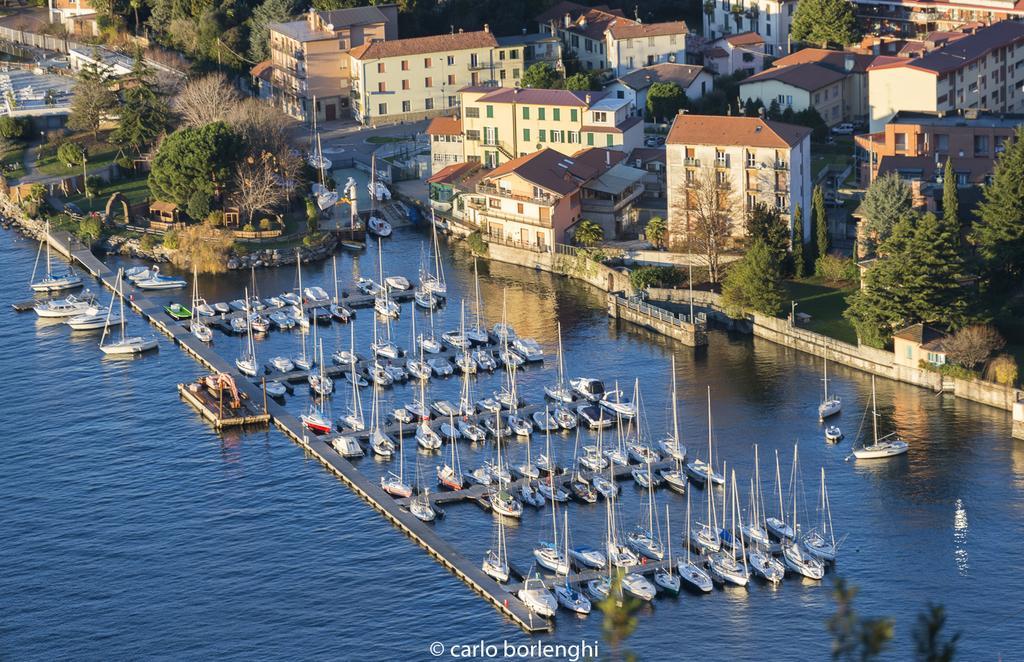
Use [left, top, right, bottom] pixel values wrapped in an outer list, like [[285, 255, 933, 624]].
[[1, 227, 1020, 660]]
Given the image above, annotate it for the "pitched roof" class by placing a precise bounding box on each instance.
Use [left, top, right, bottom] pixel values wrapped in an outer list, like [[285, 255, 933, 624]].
[[425, 115, 462, 136], [724, 31, 764, 46], [582, 115, 643, 134], [349, 30, 497, 60], [317, 5, 390, 28], [535, 1, 625, 26], [869, 20, 1024, 75], [627, 147, 666, 163], [535, 1, 632, 41], [666, 114, 811, 148], [428, 161, 479, 184], [607, 20, 688, 40], [771, 48, 876, 74], [740, 62, 847, 91], [250, 59, 273, 81], [474, 87, 600, 106], [617, 63, 707, 91], [484, 148, 582, 195], [893, 323, 946, 344]]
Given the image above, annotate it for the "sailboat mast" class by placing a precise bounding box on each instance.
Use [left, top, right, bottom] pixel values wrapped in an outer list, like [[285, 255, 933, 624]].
[[775, 449, 785, 527], [473, 257, 482, 329], [332, 256, 339, 304], [871, 376, 879, 445], [686, 490, 692, 564], [100, 268, 119, 347]]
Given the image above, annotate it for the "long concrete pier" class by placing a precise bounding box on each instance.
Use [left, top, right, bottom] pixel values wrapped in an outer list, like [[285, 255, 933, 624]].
[[32, 231, 553, 633]]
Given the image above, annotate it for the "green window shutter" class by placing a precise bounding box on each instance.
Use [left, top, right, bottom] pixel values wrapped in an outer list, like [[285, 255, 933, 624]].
[[539, 129, 546, 142], [587, 132, 594, 146], [606, 134, 613, 147], [486, 105, 493, 118], [538, 108, 546, 120], [522, 106, 529, 120], [553, 108, 560, 121], [523, 128, 530, 142], [571, 108, 578, 122]]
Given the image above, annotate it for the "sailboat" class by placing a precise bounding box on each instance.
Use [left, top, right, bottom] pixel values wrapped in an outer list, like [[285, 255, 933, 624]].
[[381, 426, 413, 498], [329, 256, 353, 322], [690, 389, 722, 554], [235, 288, 259, 376], [741, 446, 773, 549], [781, 443, 825, 579], [99, 269, 158, 355], [414, 377, 442, 451], [553, 511, 592, 615], [189, 265, 213, 343], [658, 357, 686, 463], [653, 504, 681, 595], [420, 211, 446, 297], [818, 358, 841, 419], [706, 470, 750, 587], [30, 221, 82, 292], [436, 415, 464, 491], [678, 489, 713, 593], [409, 465, 436, 522], [482, 504, 510, 582], [310, 107, 339, 211], [340, 349, 365, 431], [488, 411, 523, 518], [308, 338, 334, 396], [747, 477, 787, 584], [534, 471, 571, 574], [466, 258, 489, 344], [366, 154, 392, 237], [684, 386, 725, 487], [626, 448, 665, 561], [766, 449, 796, 541], [606, 471, 640, 568], [544, 322, 574, 403], [369, 384, 396, 458], [300, 394, 333, 435], [852, 376, 909, 459], [802, 468, 839, 562]]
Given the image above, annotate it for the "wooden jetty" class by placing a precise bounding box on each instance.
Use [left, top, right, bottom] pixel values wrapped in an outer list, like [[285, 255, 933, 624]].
[[177, 378, 271, 428], [23, 229, 552, 633]]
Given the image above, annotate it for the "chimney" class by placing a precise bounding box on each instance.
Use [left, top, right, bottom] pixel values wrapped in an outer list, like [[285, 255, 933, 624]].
[[605, 150, 610, 165], [483, 23, 489, 33], [459, 28, 464, 33], [579, 15, 587, 27], [844, 55, 855, 72], [564, 12, 572, 28], [585, 93, 591, 104]]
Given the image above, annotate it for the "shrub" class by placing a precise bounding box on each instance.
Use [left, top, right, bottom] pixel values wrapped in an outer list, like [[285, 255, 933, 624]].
[[205, 211, 224, 227], [258, 218, 273, 231], [57, 141, 86, 167], [630, 265, 686, 291], [163, 228, 180, 250], [115, 156, 134, 170], [815, 254, 858, 283], [242, 222, 256, 232], [139, 234, 159, 250], [0, 115, 28, 140], [302, 232, 322, 247], [466, 230, 487, 255], [78, 215, 102, 242], [944, 325, 1005, 369], [985, 354, 1019, 386], [170, 223, 234, 273]]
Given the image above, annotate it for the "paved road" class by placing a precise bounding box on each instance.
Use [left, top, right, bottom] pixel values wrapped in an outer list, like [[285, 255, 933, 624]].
[[287, 118, 429, 156]]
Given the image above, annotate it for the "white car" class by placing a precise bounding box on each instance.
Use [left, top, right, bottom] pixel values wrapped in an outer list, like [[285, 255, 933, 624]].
[[831, 122, 855, 135]]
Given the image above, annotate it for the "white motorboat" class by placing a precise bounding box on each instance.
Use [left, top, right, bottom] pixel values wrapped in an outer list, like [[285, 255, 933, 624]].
[[577, 405, 611, 429], [472, 349, 498, 372], [213, 302, 231, 314], [416, 423, 442, 451], [371, 430, 395, 458], [356, 277, 380, 296], [441, 329, 470, 350], [367, 214, 392, 237], [553, 405, 577, 430], [134, 266, 187, 290], [265, 380, 287, 398], [531, 409, 559, 432], [570, 377, 606, 401], [622, 573, 656, 601], [67, 306, 119, 330], [570, 546, 607, 569], [518, 576, 556, 617], [270, 311, 294, 329], [34, 291, 97, 318], [428, 358, 454, 377], [303, 286, 330, 305], [825, 425, 843, 443], [853, 377, 910, 460], [384, 275, 410, 291], [195, 301, 216, 317], [511, 337, 544, 362], [280, 292, 301, 306], [330, 435, 364, 458], [600, 384, 636, 418], [579, 446, 609, 473]]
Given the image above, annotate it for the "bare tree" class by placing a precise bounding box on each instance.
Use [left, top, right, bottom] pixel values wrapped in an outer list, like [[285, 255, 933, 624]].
[[943, 324, 1005, 370], [233, 152, 286, 226], [670, 166, 740, 283], [173, 73, 242, 127]]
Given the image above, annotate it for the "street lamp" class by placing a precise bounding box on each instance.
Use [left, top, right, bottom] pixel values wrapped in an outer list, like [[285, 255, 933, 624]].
[[82, 154, 89, 201]]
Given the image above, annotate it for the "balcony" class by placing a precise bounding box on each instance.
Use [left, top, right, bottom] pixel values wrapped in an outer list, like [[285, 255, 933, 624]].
[[476, 182, 555, 205], [714, 158, 729, 168], [467, 200, 553, 227], [772, 161, 788, 171], [684, 158, 701, 167]]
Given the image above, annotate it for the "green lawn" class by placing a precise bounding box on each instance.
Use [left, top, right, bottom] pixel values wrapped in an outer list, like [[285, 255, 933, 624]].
[[2, 145, 25, 180], [35, 133, 122, 177], [62, 174, 151, 213], [782, 277, 858, 344]]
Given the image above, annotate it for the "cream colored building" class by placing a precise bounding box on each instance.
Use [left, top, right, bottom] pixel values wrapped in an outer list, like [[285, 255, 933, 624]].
[[456, 87, 643, 167], [425, 116, 465, 174], [665, 115, 812, 248], [868, 20, 1024, 131], [703, 0, 798, 57], [349, 29, 525, 126], [605, 21, 689, 76], [265, 6, 396, 123], [48, 0, 98, 35], [739, 62, 847, 125], [536, 2, 626, 72]]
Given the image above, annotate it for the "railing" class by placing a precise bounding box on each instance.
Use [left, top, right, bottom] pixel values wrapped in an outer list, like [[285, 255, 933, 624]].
[[773, 161, 789, 171], [485, 232, 552, 254], [475, 182, 554, 205], [613, 294, 707, 330], [684, 158, 701, 167], [469, 203, 551, 226]]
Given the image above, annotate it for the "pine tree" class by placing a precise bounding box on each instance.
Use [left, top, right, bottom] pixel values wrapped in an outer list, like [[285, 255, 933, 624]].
[[861, 172, 913, 254], [942, 159, 959, 239], [248, 0, 297, 63], [813, 185, 829, 274], [793, 204, 806, 278], [722, 238, 785, 316], [111, 57, 169, 155], [791, 0, 859, 47], [902, 212, 968, 326], [973, 125, 1024, 278]]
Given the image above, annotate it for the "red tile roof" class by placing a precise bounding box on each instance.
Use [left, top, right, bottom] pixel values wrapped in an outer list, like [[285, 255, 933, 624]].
[[666, 114, 811, 148], [535, 0, 632, 41], [771, 48, 876, 74], [740, 62, 848, 91], [425, 115, 462, 136], [617, 63, 707, 90], [349, 30, 497, 60], [869, 20, 1024, 75], [428, 161, 479, 184], [582, 115, 642, 134], [607, 20, 688, 40], [725, 31, 764, 46], [484, 149, 581, 196]]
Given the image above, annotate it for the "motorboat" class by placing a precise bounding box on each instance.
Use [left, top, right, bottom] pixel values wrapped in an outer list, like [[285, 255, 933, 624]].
[[250, 315, 270, 334], [483, 416, 512, 439], [213, 302, 231, 314], [163, 302, 191, 320], [490, 322, 516, 343], [631, 466, 663, 490], [230, 316, 248, 335], [570, 377, 605, 402], [332, 349, 357, 366], [578, 446, 608, 473], [195, 301, 216, 317], [34, 291, 97, 318], [384, 276, 410, 291], [591, 474, 618, 499], [228, 299, 249, 312], [67, 307, 119, 331], [825, 426, 843, 443], [472, 349, 498, 372], [511, 337, 544, 362], [330, 435, 364, 458], [441, 329, 470, 350], [280, 292, 301, 306], [427, 358, 454, 377], [329, 303, 352, 322], [497, 347, 524, 369], [600, 387, 636, 418], [517, 576, 556, 618], [265, 380, 287, 398], [367, 214, 392, 237], [303, 286, 330, 305], [416, 423, 443, 451], [476, 396, 501, 414], [577, 405, 611, 429], [570, 546, 607, 569], [463, 467, 492, 487], [405, 400, 431, 422], [457, 419, 487, 442], [134, 267, 187, 290], [621, 573, 655, 601], [553, 405, 577, 430], [370, 363, 394, 387], [356, 277, 380, 296], [430, 400, 459, 419], [124, 266, 149, 281], [627, 443, 659, 465], [531, 409, 559, 432], [370, 430, 396, 458]]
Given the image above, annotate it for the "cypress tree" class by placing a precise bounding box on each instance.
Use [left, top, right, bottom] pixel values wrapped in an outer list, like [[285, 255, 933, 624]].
[[973, 125, 1024, 278], [793, 204, 806, 278], [942, 159, 959, 239], [902, 211, 968, 326], [815, 185, 829, 258]]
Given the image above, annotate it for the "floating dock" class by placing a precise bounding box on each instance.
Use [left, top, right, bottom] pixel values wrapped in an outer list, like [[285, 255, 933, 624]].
[[177, 379, 271, 429]]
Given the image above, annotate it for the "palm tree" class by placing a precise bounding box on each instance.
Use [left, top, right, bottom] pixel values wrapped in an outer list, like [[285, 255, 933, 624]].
[[574, 219, 604, 247]]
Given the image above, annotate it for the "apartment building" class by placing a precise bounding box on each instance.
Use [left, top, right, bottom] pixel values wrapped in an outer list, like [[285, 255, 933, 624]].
[[605, 21, 690, 76], [536, 1, 626, 71], [497, 33, 564, 72], [867, 20, 1024, 131], [606, 63, 713, 118], [666, 115, 812, 248], [703, 32, 767, 76], [769, 49, 876, 122], [853, 0, 1024, 40], [739, 62, 848, 125], [425, 116, 465, 174], [350, 28, 527, 126], [456, 87, 643, 167], [703, 0, 798, 57], [265, 6, 396, 123], [854, 109, 1019, 186]]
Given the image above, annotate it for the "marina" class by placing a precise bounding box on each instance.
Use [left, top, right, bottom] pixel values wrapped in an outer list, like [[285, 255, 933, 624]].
[[4, 226, 1022, 656]]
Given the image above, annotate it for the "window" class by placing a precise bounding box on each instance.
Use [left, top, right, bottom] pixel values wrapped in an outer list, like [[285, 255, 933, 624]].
[[499, 50, 506, 61], [766, 22, 771, 36], [377, 62, 386, 73], [470, 54, 479, 68], [538, 108, 546, 120], [715, 149, 727, 166], [377, 82, 386, 93], [448, 96, 457, 107], [957, 172, 969, 186], [465, 129, 480, 140], [523, 107, 530, 119], [606, 134, 614, 147], [378, 102, 387, 115], [974, 135, 989, 156], [814, 93, 820, 104], [935, 133, 949, 153], [513, 68, 520, 78], [523, 128, 530, 142], [553, 108, 560, 121], [511, 50, 519, 59], [500, 69, 506, 80], [648, 37, 655, 47], [448, 74, 456, 85], [402, 79, 410, 90], [401, 60, 409, 71], [424, 58, 431, 68], [447, 56, 455, 65], [746, 151, 756, 168], [489, 197, 500, 208], [905, 345, 913, 359], [402, 100, 411, 112], [551, 129, 563, 142], [465, 106, 480, 118], [539, 129, 546, 142], [486, 105, 493, 118], [593, 111, 607, 122], [746, 193, 756, 209], [425, 98, 434, 110]]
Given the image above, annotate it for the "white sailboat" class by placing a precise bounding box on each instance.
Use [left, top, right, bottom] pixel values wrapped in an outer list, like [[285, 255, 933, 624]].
[[653, 503, 681, 595], [488, 411, 523, 518], [369, 383, 396, 458], [436, 413, 464, 491], [678, 489, 713, 593], [684, 386, 725, 486], [658, 356, 687, 463], [381, 426, 413, 498], [690, 388, 722, 554], [818, 358, 841, 419], [766, 449, 796, 541], [483, 504, 510, 582], [781, 443, 826, 580], [189, 266, 213, 343], [554, 511, 592, 615], [235, 288, 259, 376], [420, 211, 447, 296], [329, 256, 352, 322], [626, 448, 665, 561], [707, 470, 750, 587], [466, 258, 489, 344], [852, 376, 910, 459], [543, 322, 574, 403], [802, 467, 839, 563], [534, 470, 571, 574], [374, 239, 400, 319], [741, 445, 773, 549], [99, 269, 158, 355], [30, 221, 82, 292]]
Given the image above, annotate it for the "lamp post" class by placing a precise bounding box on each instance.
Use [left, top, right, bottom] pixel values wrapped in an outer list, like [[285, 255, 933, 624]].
[[82, 154, 89, 201]]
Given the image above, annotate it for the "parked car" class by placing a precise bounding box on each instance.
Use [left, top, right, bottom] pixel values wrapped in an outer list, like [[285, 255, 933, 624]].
[[831, 123, 855, 135]]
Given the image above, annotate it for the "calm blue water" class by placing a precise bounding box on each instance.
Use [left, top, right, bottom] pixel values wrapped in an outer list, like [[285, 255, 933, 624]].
[[1, 227, 1021, 660]]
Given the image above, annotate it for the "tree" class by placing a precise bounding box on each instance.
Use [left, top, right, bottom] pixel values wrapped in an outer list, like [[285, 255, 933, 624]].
[[574, 219, 604, 246], [721, 238, 785, 316], [645, 216, 667, 248], [860, 172, 913, 255], [173, 73, 242, 127], [248, 0, 296, 62], [564, 71, 598, 91], [985, 354, 1019, 386], [597, 572, 641, 661], [0, 115, 28, 139], [169, 221, 235, 273], [67, 64, 117, 138], [646, 82, 685, 122], [791, 0, 859, 47], [814, 185, 829, 265], [111, 56, 170, 154], [233, 152, 286, 225], [305, 199, 319, 235], [973, 125, 1024, 279], [828, 579, 894, 660], [57, 141, 86, 167], [941, 159, 959, 239], [943, 324, 1005, 370], [521, 62, 560, 89], [746, 201, 788, 259], [673, 166, 738, 283], [900, 212, 968, 326], [148, 122, 241, 220], [793, 204, 807, 278]]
